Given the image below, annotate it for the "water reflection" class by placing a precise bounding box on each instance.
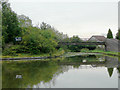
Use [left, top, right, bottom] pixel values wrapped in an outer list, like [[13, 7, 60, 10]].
[[107, 68, 114, 77], [105, 56, 118, 68], [2, 55, 119, 88]]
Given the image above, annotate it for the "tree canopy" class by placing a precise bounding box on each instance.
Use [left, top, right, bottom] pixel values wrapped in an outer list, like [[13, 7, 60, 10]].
[[107, 29, 113, 39], [116, 29, 120, 40], [2, 2, 21, 43]]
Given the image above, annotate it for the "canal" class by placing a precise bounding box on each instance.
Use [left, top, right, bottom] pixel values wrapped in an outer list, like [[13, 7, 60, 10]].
[[2, 54, 119, 88]]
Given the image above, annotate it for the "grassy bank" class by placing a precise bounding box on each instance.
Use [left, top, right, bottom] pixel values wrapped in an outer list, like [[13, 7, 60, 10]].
[[2, 48, 120, 59], [81, 49, 119, 56], [2, 50, 65, 58]]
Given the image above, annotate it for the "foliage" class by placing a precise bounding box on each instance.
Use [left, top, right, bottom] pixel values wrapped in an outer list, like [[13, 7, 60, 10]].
[[107, 68, 114, 77], [61, 35, 96, 52], [2, 2, 21, 43], [70, 35, 82, 43], [107, 29, 113, 39], [3, 47, 17, 56], [21, 27, 58, 54], [64, 35, 82, 52], [40, 22, 68, 41], [81, 48, 89, 52], [116, 29, 120, 40], [18, 14, 32, 27], [40, 22, 52, 30]]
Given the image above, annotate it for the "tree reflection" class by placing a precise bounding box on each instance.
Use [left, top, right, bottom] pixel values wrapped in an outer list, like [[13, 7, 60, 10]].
[[2, 60, 69, 88], [107, 68, 114, 77]]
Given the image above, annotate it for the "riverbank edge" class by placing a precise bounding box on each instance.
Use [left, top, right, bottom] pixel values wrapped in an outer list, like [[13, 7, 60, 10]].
[[86, 50, 119, 57], [2, 52, 119, 61], [1, 52, 101, 60], [1, 55, 62, 60], [2, 50, 65, 60], [92, 52, 119, 57]]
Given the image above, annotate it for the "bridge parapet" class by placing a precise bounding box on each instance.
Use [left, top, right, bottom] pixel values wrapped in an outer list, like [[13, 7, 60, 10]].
[[58, 42, 105, 46], [58, 39, 120, 52], [105, 39, 119, 52]]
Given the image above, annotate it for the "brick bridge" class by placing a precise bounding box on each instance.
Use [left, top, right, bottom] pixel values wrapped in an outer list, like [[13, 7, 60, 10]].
[[58, 39, 119, 52]]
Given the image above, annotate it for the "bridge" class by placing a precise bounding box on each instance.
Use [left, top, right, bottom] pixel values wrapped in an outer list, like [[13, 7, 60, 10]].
[[58, 42, 105, 45], [58, 39, 119, 52]]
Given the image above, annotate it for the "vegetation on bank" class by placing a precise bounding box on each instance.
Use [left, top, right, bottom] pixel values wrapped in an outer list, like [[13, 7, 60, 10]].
[[80, 48, 119, 56], [2, 49, 65, 58]]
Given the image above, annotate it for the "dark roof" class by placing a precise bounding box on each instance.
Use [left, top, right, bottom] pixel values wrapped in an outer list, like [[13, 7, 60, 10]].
[[89, 35, 106, 41]]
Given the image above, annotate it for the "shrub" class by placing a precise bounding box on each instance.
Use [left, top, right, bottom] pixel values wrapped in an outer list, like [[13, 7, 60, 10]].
[[3, 48, 16, 56], [2, 45, 28, 56], [81, 48, 89, 52], [21, 27, 58, 54]]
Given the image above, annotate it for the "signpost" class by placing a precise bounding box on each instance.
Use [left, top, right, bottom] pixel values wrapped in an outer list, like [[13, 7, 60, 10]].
[[15, 37, 22, 42]]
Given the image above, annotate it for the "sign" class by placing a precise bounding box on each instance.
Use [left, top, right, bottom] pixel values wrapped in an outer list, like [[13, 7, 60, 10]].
[[15, 37, 22, 41]]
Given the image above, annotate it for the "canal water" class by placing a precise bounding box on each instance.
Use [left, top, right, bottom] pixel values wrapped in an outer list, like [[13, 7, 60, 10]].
[[2, 54, 119, 88]]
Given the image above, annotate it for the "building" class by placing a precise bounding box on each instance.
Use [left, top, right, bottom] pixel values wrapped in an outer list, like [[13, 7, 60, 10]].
[[88, 35, 106, 50], [88, 35, 106, 42]]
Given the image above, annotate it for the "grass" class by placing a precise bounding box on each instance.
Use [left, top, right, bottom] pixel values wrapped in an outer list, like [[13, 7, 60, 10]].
[[86, 50, 119, 56], [2, 50, 65, 58]]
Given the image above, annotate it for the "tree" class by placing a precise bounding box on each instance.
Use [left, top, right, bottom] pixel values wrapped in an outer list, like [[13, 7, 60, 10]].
[[107, 68, 114, 77], [70, 35, 82, 43], [2, 2, 21, 43], [21, 27, 58, 54], [116, 29, 120, 40], [40, 22, 51, 30], [67, 35, 83, 52], [18, 15, 32, 27], [107, 29, 113, 39], [40, 22, 69, 42]]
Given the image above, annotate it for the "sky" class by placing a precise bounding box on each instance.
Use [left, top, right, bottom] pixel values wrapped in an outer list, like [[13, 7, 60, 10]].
[[8, 0, 118, 38]]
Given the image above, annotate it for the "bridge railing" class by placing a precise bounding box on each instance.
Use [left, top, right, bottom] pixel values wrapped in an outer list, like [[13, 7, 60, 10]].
[[58, 42, 105, 45]]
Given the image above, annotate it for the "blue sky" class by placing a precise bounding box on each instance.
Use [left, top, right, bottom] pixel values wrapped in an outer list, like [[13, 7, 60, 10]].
[[9, 0, 118, 38]]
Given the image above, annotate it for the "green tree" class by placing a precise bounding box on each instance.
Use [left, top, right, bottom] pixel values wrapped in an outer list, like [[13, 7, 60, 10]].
[[70, 35, 82, 43], [21, 27, 57, 54], [107, 68, 114, 77], [2, 2, 21, 43], [40, 22, 68, 42], [107, 29, 113, 39], [0, 1, 2, 49], [116, 29, 120, 40], [18, 14, 32, 27], [40, 22, 51, 30], [67, 35, 83, 52]]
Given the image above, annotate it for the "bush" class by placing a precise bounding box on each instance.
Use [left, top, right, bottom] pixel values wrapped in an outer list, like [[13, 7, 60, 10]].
[[81, 48, 89, 52], [2, 45, 28, 56], [85, 45, 96, 50], [21, 27, 58, 54], [3, 48, 16, 56], [67, 45, 96, 52]]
